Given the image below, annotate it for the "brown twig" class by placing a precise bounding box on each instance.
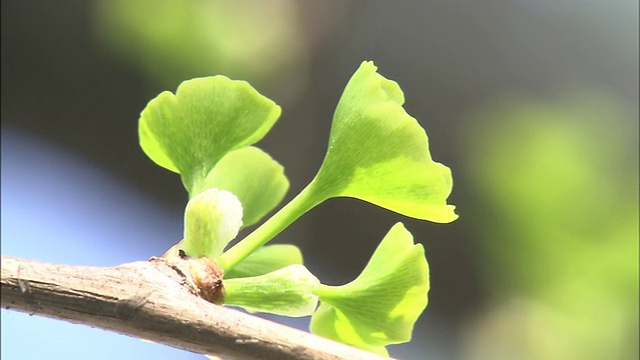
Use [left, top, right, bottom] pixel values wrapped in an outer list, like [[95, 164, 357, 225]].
[[1, 255, 388, 360]]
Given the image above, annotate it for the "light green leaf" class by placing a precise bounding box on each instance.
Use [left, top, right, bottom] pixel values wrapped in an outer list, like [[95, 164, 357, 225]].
[[224, 264, 320, 317], [218, 61, 458, 272], [310, 223, 429, 353], [224, 244, 303, 279], [309, 61, 457, 223], [139, 76, 281, 194], [201, 146, 289, 227], [182, 188, 243, 258], [311, 303, 389, 357]]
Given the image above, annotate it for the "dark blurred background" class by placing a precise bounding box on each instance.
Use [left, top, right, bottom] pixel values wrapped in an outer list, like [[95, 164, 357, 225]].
[[2, 1, 638, 359]]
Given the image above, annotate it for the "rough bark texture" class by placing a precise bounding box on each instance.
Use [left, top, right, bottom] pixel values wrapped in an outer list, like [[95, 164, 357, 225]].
[[1, 255, 387, 360]]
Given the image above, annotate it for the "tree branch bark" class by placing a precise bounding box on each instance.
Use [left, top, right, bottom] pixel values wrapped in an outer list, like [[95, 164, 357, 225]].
[[1, 255, 387, 360]]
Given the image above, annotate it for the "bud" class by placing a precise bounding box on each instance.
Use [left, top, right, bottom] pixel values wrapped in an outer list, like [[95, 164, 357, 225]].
[[183, 188, 243, 259]]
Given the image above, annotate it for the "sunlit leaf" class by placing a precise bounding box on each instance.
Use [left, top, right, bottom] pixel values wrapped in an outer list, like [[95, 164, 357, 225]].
[[310, 223, 429, 353], [309, 61, 457, 223], [139, 76, 281, 194], [311, 303, 389, 357], [224, 264, 320, 317], [201, 146, 289, 227], [218, 61, 459, 272], [223, 244, 303, 279]]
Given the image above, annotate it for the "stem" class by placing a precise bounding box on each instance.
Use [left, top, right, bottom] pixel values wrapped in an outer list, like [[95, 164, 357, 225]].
[[314, 284, 342, 302], [218, 183, 324, 271], [187, 168, 209, 198], [1, 255, 389, 360]]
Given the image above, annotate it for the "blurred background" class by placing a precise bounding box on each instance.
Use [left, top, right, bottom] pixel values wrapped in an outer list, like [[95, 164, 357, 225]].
[[1, 1, 638, 359]]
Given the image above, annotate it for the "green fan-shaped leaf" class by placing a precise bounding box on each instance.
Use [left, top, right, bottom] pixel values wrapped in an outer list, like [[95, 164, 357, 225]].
[[224, 244, 303, 279], [139, 76, 281, 194], [311, 303, 389, 357], [310, 223, 429, 354], [201, 146, 289, 227], [309, 61, 457, 223], [224, 264, 320, 317], [218, 61, 458, 272]]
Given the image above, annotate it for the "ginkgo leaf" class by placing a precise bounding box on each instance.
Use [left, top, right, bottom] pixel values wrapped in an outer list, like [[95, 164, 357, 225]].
[[139, 76, 280, 194], [201, 146, 289, 227], [310, 223, 429, 354], [309, 61, 457, 223], [224, 264, 320, 317], [219, 61, 458, 271], [310, 303, 389, 357]]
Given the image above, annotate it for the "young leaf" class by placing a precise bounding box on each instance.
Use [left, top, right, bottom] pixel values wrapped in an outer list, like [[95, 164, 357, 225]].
[[182, 188, 243, 259], [201, 146, 289, 227], [310, 223, 429, 354], [309, 61, 457, 223], [223, 264, 320, 317], [224, 244, 303, 279], [139, 76, 281, 194], [219, 61, 458, 271], [311, 303, 389, 357]]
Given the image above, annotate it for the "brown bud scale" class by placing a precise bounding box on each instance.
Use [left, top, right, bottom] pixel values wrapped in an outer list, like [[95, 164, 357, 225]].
[[159, 241, 225, 305]]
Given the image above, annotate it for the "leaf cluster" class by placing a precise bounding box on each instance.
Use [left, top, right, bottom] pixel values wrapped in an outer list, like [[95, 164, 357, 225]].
[[139, 61, 457, 355]]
